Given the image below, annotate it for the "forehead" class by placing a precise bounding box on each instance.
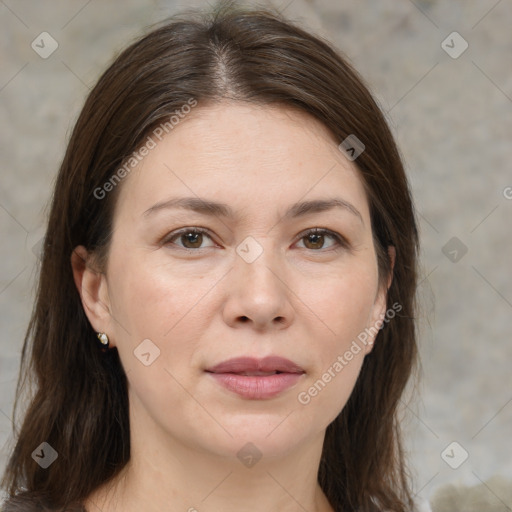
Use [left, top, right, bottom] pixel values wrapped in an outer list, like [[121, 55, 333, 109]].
[[114, 102, 370, 224]]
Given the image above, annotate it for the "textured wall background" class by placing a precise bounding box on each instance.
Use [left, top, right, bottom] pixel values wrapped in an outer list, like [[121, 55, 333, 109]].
[[1, 0, 511, 507]]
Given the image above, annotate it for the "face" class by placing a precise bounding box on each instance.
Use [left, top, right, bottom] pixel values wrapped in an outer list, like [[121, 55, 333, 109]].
[[76, 102, 390, 463]]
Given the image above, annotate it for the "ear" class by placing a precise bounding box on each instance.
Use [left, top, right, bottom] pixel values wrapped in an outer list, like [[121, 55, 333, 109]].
[[364, 245, 396, 355], [71, 245, 113, 341]]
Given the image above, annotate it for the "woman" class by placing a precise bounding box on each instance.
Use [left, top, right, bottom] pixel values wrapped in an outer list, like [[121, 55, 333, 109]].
[[1, 1, 424, 510]]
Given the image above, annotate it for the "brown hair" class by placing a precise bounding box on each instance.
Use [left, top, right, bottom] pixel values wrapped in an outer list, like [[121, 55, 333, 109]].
[[1, 1, 419, 510]]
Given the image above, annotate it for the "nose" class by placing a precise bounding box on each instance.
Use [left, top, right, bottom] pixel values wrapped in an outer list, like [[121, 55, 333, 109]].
[[222, 242, 295, 331]]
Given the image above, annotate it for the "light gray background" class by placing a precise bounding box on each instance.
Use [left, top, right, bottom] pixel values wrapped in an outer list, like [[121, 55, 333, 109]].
[[1, 0, 511, 507]]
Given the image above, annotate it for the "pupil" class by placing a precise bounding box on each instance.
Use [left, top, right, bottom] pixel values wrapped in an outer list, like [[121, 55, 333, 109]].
[[184, 232, 201, 248], [307, 233, 323, 249]]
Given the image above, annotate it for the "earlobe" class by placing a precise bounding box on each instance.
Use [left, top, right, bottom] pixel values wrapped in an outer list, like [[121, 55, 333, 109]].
[[71, 246, 111, 333]]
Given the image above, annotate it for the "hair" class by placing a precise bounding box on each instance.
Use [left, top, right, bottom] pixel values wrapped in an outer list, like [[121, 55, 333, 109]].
[[1, 1, 420, 511]]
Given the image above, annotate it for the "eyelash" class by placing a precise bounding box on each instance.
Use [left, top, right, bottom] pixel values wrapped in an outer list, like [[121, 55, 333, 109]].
[[162, 227, 348, 252]]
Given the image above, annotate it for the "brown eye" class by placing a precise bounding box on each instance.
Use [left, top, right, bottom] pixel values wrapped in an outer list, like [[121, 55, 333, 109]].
[[180, 231, 203, 249], [303, 232, 325, 250], [165, 228, 215, 250], [164, 227, 346, 252], [297, 228, 346, 251]]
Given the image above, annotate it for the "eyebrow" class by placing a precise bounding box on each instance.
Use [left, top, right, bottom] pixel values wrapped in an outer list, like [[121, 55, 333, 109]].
[[143, 196, 363, 224]]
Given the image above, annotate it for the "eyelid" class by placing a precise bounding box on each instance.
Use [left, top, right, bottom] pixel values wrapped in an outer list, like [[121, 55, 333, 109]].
[[295, 227, 349, 249], [162, 226, 349, 251], [162, 226, 216, 250]]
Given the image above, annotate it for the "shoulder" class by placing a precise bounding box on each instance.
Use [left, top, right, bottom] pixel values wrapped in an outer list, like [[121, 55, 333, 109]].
[[1, 494, 86, 512]]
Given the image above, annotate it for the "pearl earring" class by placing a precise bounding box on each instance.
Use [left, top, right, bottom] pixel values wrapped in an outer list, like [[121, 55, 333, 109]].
[[96, 332, 109, 348]]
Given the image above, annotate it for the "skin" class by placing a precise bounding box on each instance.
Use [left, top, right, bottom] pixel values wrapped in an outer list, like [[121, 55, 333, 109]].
[[72, 102, 393, 512]]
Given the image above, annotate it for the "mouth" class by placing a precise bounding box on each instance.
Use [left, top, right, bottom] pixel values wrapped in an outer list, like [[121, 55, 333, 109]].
[[217, 370, 283, 376], [205, 355, 305, 375], [205, 356, 305, 399]]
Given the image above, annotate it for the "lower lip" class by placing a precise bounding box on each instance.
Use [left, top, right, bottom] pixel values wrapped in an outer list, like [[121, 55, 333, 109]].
[[207, 372, 304, 399]]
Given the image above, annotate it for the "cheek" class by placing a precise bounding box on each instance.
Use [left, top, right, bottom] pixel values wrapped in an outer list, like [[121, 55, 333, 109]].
[[107, 256, 211, 433], [293, 262, 378, 417], [108, 250, 218, 339], [296, 353, 364, 432], [294, 304, 370, 429], [107, 238, 379, 401], [306, 261, 379, 349]]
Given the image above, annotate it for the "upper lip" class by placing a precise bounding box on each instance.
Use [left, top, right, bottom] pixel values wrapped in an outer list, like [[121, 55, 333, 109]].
[[206, 356, 305, 374]]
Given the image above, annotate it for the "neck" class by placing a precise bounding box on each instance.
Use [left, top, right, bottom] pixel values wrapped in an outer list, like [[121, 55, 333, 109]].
[[84, 386, 335, 512], [84, 419, 334, 512]]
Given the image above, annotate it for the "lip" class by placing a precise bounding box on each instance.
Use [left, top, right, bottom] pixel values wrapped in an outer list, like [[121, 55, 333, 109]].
[[206, 356, 305, 374], [205, 356, 305, 400]]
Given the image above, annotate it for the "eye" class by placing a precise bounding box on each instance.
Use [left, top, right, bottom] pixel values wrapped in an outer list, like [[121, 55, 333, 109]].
[[162, 227, 348, 252], [295, 228, 347, 251], [164, 227, 216, 250]]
